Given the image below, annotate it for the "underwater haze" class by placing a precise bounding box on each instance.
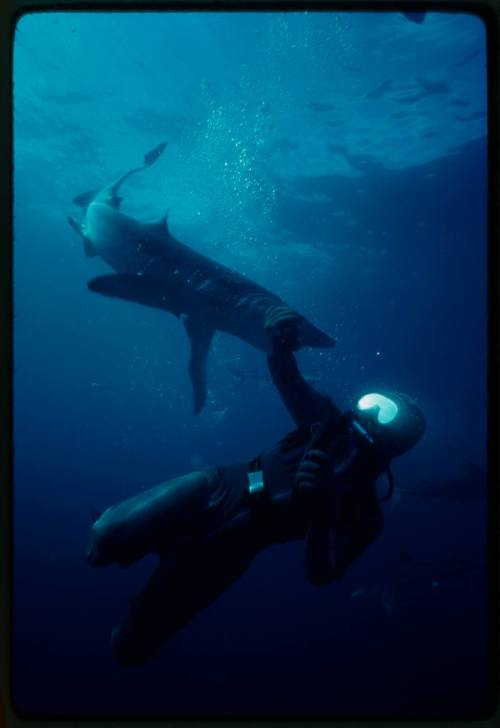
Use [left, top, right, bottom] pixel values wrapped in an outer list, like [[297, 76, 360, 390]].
[[13, 10, 489, 718]]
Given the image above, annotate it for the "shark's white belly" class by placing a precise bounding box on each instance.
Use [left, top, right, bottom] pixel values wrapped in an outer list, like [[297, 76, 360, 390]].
[[86, 203, 152, 273]]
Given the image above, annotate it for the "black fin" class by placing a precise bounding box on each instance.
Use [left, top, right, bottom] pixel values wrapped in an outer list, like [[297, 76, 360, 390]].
[[83, 238, 98, 258], [161, 210, 169, 234], [73, 187, 103, 209], [180, 314, 214, 415], [67, 217, 97, 257], [145, 211, 169, 237], [87, 274, 183, 316], [144, 141, 168, 167], [67, 216, 85, 237]]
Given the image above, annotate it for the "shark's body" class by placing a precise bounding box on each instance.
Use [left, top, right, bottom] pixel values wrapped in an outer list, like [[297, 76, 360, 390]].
[[68, 142, 335, 413], [351, 551, 482, 616], [395, 464, 486, 503]]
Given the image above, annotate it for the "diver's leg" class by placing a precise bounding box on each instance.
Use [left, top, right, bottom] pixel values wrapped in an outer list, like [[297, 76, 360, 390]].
[[110, 533, 256, 666], [87, 467, 223, 568]]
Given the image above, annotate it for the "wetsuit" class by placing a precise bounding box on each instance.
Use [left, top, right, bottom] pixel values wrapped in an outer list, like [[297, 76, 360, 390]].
[[87, 344, 383, 665]]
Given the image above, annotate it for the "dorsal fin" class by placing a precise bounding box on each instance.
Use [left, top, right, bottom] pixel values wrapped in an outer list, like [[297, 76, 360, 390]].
[[147, 211, 169, 236], [161, 209, 169, 234]]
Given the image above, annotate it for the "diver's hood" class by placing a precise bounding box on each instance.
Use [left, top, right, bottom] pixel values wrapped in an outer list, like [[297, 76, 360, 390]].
[[353, 391, 426, 458]]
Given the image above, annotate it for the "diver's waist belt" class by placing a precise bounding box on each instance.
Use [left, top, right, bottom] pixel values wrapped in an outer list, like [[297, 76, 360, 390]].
[[243, 468, 271, 509], [247, 469, 265, 495]]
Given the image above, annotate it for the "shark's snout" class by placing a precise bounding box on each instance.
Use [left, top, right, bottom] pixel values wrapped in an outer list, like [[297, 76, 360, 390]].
[[86, 534, 106, 567], [86, 521, 114, 567]]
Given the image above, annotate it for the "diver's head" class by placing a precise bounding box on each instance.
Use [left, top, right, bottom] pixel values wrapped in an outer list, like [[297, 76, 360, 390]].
[[353, 391, 426, 459]]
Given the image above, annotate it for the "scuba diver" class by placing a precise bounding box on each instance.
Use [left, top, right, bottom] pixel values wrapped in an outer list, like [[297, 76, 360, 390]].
[[86, 306, 426, 666]]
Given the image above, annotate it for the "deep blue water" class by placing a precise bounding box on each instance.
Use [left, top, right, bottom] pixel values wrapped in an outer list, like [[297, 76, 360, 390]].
[[13, 10, 490, 719]]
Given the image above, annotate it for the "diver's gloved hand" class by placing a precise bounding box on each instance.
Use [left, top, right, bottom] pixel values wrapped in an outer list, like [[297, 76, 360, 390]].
[[295, 449, 332, 495], [264, 304, 300, 351]]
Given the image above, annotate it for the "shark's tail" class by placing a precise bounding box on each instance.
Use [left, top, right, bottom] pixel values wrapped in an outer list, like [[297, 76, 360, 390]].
[[108, 141, 168, 197], [71, 141, 168, 211]]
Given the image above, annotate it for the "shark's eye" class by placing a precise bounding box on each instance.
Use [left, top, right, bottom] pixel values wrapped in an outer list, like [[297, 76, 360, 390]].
[[357, 393, 399, 424]]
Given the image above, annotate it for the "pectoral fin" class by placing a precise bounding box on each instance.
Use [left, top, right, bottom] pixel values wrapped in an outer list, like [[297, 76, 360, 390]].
[[67, 216, 84, 237], [88, 275, 212, 412], [88, 274, 183, 316], [73, 188, 103, 209], [181, 314, 214, 415], [67, 217, 98, 257], [83, 238, 98, 258], [73, 186, 122, 211]]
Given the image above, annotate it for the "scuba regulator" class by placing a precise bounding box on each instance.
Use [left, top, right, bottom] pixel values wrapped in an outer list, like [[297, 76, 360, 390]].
[[301, 391, 426, 502]]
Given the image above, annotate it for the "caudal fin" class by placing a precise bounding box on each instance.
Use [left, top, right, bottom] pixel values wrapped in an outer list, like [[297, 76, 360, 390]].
[[144, 141, 168, 166]]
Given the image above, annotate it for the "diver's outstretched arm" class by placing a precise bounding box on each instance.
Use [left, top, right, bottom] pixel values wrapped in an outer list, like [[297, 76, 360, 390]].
[[265, 306, 334, 428]]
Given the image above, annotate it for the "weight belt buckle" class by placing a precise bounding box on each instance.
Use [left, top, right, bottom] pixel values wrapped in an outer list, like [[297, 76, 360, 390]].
[[247, 469, 265, 496]]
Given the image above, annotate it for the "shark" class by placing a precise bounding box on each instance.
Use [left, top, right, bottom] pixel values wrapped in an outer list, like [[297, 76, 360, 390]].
[[351, 551, 483, 617], [395, 463, 487, 503], [68, 142, 335, 413]]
